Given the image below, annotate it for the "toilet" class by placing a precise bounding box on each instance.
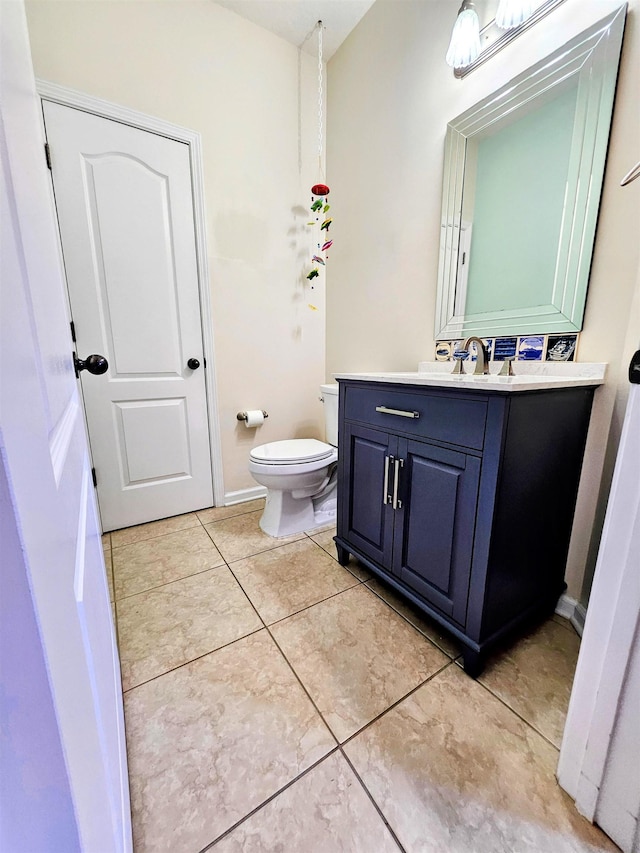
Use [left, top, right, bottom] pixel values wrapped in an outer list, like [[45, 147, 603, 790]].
[[248, 384, 339, 537]]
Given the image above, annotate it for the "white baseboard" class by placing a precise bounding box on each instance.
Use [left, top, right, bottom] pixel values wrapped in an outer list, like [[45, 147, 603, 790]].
[[555, 593, 585, 637], [223, 486, 266, 506], [572, 603, 587, 636]]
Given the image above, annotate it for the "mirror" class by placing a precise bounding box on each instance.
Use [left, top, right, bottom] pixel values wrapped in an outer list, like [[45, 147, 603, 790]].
[[435, 6, 626, 340]]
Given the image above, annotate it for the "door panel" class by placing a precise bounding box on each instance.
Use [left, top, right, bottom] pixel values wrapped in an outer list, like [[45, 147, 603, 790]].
[[341, 423, 395, 567], [84, 153, 183, 376], [115, 398, 191, 484], [394, 439, 480, 624], [1, 5, 131, 846], [43, 101, 213, 530]]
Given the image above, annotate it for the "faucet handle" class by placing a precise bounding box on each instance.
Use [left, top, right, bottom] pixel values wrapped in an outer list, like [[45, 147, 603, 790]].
[[498, 357, 516, 377]]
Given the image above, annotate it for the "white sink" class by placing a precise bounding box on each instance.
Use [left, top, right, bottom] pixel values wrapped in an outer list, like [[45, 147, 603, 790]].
[[334, 362, 607, 392]]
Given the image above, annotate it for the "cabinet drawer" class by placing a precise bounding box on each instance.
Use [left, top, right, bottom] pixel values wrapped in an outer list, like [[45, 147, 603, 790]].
[[343, 384, 487, 450]]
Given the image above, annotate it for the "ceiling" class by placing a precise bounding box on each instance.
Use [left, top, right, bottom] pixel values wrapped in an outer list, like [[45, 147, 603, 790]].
[[213, 0, 377, 60]]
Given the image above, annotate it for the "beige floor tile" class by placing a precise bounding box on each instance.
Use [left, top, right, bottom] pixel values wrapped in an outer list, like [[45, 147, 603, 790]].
[[197, 498, 265, 525], [478, 619, 581, 748], [104, 549, 114, 602], [116, 567, 263, 690], [215, 751, 399, 853], [125, 630, 335, 852], [203, 510, 305, 563], [102, 532, 111, 551], [231, 539, 360, 625], [309, 528, 372, 582], [366, 578, 460, 658], [271, 584, 448, 742], [304, 521, 338, 535], [110, 512, 201, 548], [113, 526, 224, 599], [345, 664, 616, 853]]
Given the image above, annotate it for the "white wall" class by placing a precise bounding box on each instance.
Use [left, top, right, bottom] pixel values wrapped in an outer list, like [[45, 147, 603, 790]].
[[327, 0, 640, 601], [25, 0, 327, 501]]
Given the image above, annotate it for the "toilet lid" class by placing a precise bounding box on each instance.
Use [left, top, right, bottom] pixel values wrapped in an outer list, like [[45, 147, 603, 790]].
[[250, 438, 334, 465]]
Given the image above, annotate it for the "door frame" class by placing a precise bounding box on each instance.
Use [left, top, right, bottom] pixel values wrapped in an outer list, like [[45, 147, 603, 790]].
[[558, 381, 640, 829], [36, 79, 225, 511]]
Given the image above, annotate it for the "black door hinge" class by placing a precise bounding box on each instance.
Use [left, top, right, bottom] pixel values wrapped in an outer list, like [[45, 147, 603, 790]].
[[70, 320, 76, 342], [45, 143, 52, 170], [91, 467, 98, 488], [203, 356, 207, 368]]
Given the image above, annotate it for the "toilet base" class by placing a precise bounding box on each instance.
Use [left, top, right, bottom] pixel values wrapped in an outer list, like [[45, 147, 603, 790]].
[[259, 486, 337, 538]]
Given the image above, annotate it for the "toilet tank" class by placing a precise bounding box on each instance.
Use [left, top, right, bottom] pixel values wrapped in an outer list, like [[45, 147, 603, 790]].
[[320, 384, 339, 446]]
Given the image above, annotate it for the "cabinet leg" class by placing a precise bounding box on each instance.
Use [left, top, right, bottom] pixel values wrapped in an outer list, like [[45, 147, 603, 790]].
[[461, 648, 484, 679], [335, 542, 350, 566]]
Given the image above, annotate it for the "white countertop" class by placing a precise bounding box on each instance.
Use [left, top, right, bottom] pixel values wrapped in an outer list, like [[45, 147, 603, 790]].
[[334, 362, 607, 392]]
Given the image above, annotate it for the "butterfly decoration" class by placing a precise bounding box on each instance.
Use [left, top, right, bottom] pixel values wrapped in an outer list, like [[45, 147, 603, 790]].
[[306, 183, 333, 286]]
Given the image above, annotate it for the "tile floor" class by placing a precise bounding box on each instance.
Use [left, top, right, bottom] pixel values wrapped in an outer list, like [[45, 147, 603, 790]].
[[104, 500, 617, 853]]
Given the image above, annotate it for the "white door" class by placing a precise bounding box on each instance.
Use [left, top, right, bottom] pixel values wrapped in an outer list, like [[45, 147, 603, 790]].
[[0, 3, 131, 850], [559, 368, 640, 851], [43, 102, 214, 531]]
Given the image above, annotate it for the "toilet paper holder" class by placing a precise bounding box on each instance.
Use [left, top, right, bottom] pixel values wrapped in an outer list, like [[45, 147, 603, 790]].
[[236, 410, 269, 422]]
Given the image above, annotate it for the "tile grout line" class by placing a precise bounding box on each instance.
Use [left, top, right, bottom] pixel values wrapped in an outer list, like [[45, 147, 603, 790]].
[[201, 522, 307, 564], [121, 624, 266, 695], [339, 659, 456, 751], [113, 561, 228, 603], [472, 670, 565, 753], [110, 499, 266, 550], [196, 745, 342, 853], [263, 577, 367, 629], [364, 581, 460, 660], [117, 546, 367, 693], [339, 748, 407, 853], [227, 561, 454, 750], [200, 647, 453, 852], [194, 560, 347, 852], [110, 518, 204, 550]]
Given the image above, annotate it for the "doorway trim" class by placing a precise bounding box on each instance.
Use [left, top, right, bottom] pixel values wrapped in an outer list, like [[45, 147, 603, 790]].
[[558, 383, 640, 830], [36, 80, 225, 509]]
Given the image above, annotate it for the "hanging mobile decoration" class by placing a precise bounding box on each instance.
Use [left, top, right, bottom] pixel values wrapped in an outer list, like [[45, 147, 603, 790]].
[[306, 21, 333, 302]]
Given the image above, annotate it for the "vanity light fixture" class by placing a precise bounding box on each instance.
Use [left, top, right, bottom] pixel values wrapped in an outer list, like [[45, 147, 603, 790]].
[[495, 0, 536, 29], [446, 0, 481, 69], [448, 0, 567, 77]]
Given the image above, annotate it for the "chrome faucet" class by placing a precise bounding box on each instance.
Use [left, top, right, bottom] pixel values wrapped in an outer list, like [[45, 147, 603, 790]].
[[462, 336, 489, 375]]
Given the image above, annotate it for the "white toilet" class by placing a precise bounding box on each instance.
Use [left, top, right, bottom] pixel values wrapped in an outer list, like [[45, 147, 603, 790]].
[[249, 384, 339, 537]]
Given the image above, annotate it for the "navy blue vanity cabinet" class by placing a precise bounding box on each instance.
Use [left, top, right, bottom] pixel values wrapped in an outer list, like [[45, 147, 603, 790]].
[[341, 422, 395, 568], [391, 438, 481, 626], [335, 379, 596, 677]]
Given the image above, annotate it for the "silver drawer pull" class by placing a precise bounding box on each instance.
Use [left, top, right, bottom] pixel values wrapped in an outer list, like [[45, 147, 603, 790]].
[[383, 455, 390, 505], [392, 458, 403, 510], [375, 406, 420, 419]]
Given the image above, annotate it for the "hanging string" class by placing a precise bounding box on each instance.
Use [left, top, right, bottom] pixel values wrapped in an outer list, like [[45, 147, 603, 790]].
[[317, 21, 324, 174], [306, 20, 331, 297]]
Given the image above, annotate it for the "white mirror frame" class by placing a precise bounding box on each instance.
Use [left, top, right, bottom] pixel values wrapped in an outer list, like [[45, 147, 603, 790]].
[[435, 5, 626, 341]]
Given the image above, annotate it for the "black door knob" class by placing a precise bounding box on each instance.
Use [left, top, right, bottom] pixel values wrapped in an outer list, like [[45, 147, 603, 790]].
[[75, 353, 108, 376], [187, 358, 200, 370]]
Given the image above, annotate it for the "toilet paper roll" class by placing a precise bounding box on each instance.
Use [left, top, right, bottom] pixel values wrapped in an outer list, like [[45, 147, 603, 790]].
[[244, 410, 265, 428]]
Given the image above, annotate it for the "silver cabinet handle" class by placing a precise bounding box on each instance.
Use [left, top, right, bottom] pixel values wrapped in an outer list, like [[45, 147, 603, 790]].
[[383, 455, 390, 505], [375, 406, 420, 419], [392, 458, 404, 510]]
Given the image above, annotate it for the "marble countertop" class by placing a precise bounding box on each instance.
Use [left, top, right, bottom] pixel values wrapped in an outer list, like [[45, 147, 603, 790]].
[[334, 362, 607, 392]]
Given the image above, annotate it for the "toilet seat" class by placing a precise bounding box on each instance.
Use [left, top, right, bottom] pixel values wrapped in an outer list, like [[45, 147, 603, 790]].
[[250, 438, 334, 466]]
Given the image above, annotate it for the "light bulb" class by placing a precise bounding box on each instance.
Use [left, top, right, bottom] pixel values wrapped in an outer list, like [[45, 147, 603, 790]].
[[495, 0, 536, 30], [446, 1, 481, 69]]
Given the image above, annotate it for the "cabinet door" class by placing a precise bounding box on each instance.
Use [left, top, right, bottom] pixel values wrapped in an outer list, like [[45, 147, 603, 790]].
[[392, 438, 480, 625], [340, 423, 396, 568]]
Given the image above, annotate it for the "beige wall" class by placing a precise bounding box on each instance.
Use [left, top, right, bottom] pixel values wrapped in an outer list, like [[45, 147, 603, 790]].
[[25, 0, 327, 500], [327, 0, 640, 600]]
